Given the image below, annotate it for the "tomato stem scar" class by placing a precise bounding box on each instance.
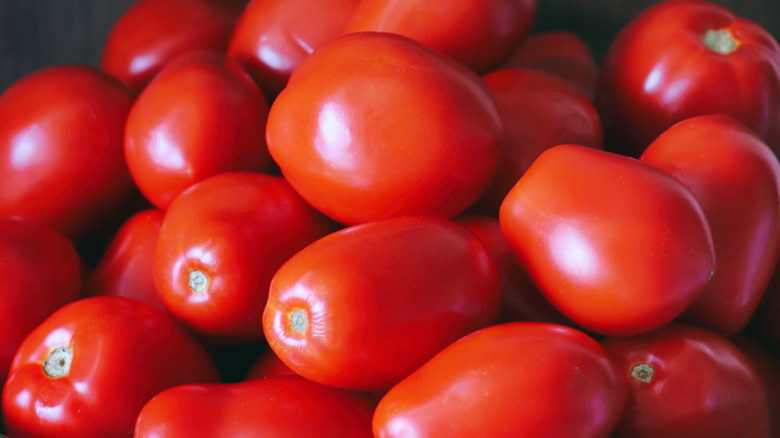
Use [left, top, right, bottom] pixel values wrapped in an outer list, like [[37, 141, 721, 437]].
[[702, 29, 739, 55], [630, 363, 655, 383], [43, 346, 73, 378], [290, 309, 308, 334], [188, 270, 209, 293]]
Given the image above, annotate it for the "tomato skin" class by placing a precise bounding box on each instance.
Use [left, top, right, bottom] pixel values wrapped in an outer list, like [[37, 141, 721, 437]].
[[101, 0, 247, 93], [499, 144, 715, 336], [155, 172, 331, 343], [227, 0, 361, 97], [135, 376, 375, 437], [0, 65, 134, 240], [125, 51, 271, 210], [601, 323, 770, 438], [343, 0, 537, 73], [266, 32, 502, 225], [243, 349, 296, 381], [263, 217, 502, 391], [597, 0, 780, 157], [640, 115, 780, 336], [1, 296, 220, 438], [373, 322, 627, 438]]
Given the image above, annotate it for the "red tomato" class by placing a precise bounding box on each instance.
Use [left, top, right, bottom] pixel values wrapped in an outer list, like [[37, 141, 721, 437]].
[[0, 218, 80, 386], [101, 0, 247, 93], [244, 348, 296, 381], [343, 0, 537, 73], [227, 0, 361, 97], [732, 335, 780, 436], [641, 115, 780, 336], [135, 376, 375, 437], [267, 32, 502, 225], [601, 323, 770, 438], [597, 0, 780, 156], [0, 65, 134, 239], [125, 51, 271, 209], [499, 144, 715, 336], [373, 322, 627, 437], [1, 296, 220, 438], [85, 209, 167, 312], [155, 172, 331, 342], [263, 217, 502, 391]]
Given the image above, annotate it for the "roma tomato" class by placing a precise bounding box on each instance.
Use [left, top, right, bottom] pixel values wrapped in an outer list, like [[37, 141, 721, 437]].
[[343, 0, 537, 73], [135, 376, 375, 437], [1, 296, 220, 438], [263, 217, 502, 391], [601, 323, 770, 438], [373, 322, 627, 438], [597, 0, 780, 156], [101, 0, 247, 93], [499, 144, 715, 336], [244, 348, 295, 381], [125, 51, 271, 209], [266, 32, 502, 225], [154, 172, 331, 343], [0, 65, 134, 239], [227, 0, 361, 97], [641, 115, 780, 336]]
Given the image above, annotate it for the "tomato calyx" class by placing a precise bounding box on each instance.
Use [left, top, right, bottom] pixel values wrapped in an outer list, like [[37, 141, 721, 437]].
[[630, 362, 654, 384], [289, 309, 308, 334], [42, 346, 72, 378], [188, 270, 209, 293], [702, 29, 739, 55]]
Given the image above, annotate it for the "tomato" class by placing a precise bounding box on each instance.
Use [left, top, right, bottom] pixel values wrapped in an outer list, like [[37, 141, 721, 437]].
[[0, 218, 81, 387], [641, 115, 780, 336], [499, 144, 715, 336], [125, 51, 271, 209], [263, 217, 502, 391], [597, 0, 780, 157], [0, 65, 134, 240], [601, 323, 770, 438], [244, 348, 296, 381], [373, 322, 627, 438], [1, 296, 220, 438], [135, 376, 375, 437], [474, 68, 602, 214], [732, 335, 780, 436], [85, 208, 167, 312], [342, 0, 537, 73], [227, 0, 361, 97], [155, 172, 331, 343], [101, 0, 247, 93], [267, 32, 502, 225]]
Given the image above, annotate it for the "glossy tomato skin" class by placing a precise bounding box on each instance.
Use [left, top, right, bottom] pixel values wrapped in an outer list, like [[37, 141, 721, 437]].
[[101, 0, 247, 93], [0, 218, 81, 386], [343, 0, 537, 73], [227, 0, 361, 97], [641, 115, 780, 336], [0, 65, 134, 239], [263, 217, 502, 391], [597, 0, 780, 157], [125, 51, 271, 209], [155, 172, 331, 343], [1, 296, 220, 438], [374, 322, 627, 438], [601, 323, 770, 438], [135, 376, 375, 437], [266, 32, 502, 225], [499, 144, 715, 336]]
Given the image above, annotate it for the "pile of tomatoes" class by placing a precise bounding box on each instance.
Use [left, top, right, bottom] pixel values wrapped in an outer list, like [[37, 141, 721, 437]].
[[1, 0, 780, 436]]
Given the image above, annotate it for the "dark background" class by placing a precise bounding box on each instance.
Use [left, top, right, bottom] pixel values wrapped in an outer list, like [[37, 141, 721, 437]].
[[1, 0, 780, 92]]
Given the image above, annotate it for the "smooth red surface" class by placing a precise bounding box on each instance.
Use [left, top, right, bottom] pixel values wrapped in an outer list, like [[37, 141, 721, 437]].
[[373, 322, 627, 438], [263, 217, 502, 391], [244, 349, 296, 381]]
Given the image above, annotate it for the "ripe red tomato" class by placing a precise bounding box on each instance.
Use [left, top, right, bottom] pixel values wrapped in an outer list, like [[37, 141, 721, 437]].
[[1, 296, 220, 438], [499, 144, 715, 336], [101, 0, 247, 93], [227, 0, 361, 97], [154, 172, 331, 342], [597, 0, 780, 156], [0, 65, 134, 239], [641, 115, 780, 336], [125, 51, 271, 209], [244, 348, 296, 381], [263, 217, 502, 391], [601, 323, 770, 438], [266, 32, 502, 225], [135, 376, 375, 437], [343, 0, 537, 73], [373, 322, 627, 437]]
